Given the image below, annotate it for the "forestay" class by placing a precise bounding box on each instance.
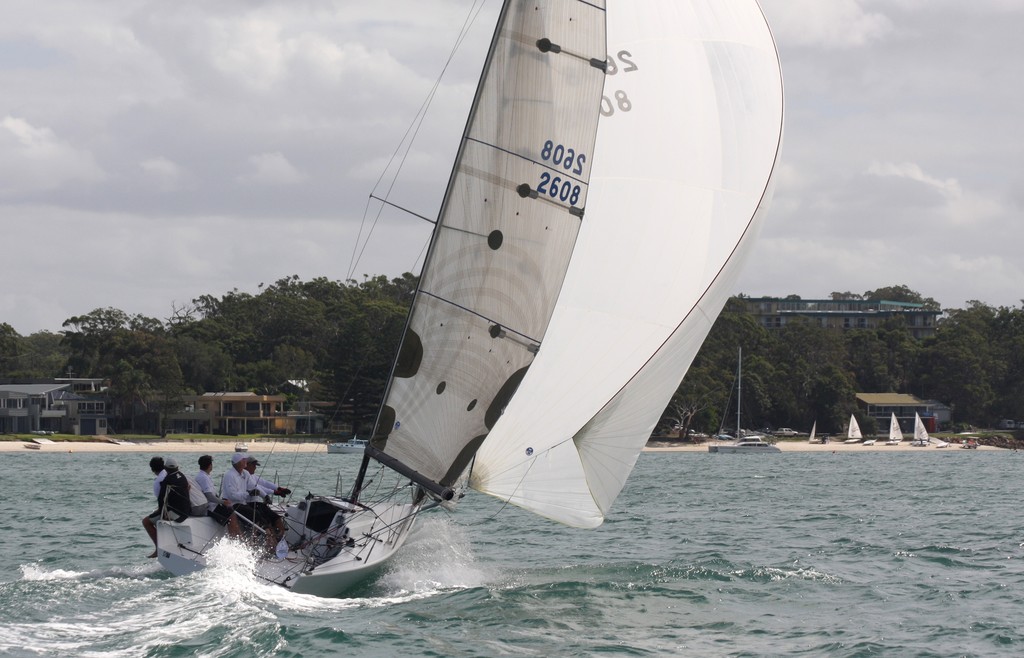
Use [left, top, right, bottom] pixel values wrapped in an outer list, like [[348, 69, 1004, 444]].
[[472, 1, 785, 527], [368, 1, 608, 491]]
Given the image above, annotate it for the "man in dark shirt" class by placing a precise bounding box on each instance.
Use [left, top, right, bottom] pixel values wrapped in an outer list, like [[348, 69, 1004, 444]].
[[151, 457, 192, 522]]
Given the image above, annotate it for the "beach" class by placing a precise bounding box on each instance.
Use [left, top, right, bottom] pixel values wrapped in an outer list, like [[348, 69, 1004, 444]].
[[648, 438, 997, 452], [0, 438, 327, 453], [0, 436, 998, 453]]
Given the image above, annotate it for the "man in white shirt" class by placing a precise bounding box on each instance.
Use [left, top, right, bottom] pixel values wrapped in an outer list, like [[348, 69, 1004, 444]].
[[196, 454, 240, 536], [222, 453, 283, 550], [244, 458, 291, 500], [142, 456, 166, 558]]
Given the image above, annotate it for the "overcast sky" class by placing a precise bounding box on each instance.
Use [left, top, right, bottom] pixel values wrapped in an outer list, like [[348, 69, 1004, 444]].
[[2, 0, 1022, 336]]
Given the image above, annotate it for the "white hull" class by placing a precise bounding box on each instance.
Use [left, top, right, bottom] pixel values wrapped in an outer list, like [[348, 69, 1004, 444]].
[[708, 439, 780, 454], [327, 440, 367, 455], [157, 495, 420, 596]]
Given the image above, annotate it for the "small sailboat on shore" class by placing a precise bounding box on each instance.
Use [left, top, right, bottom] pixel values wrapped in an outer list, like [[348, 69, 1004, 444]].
[[886, 412, 903, 446], [844, 415, 863, 444]]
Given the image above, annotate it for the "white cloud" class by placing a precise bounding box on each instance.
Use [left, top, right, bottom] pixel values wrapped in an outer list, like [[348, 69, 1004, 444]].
[[760, 0, 893, 48], [3, 0, 1024, 333], [0, 116, 105, 195], [866, 161, 960, 198], [237, 152, 305, 185], [140, 156, 187, 191]]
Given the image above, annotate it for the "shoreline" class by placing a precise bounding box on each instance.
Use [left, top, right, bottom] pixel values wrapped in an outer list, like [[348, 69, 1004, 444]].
[[644, 439, 1000, 452], [0, 438, 1002, 453], [0, 438, 329, 454]]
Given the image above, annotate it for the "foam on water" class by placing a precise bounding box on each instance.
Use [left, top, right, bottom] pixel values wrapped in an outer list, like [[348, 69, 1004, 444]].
[[376, 517, 492, 597]]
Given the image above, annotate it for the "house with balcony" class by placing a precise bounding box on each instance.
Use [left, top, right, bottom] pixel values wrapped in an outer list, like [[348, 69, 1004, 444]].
[[0, 383, 111, 435], [167, 392, 295, 435], [855, 393, 948, 434], [741, 298, 940, 339]]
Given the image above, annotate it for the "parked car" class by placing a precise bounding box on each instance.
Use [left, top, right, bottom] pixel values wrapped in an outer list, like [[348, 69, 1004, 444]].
[[773, 427, 799, 436]]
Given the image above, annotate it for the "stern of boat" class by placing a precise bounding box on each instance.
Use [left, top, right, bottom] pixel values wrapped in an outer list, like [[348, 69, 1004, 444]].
[[156, 516, 226, 575]]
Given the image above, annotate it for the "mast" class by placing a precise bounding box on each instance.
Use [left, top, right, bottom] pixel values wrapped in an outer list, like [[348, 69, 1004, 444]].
[[736, 347, 742, 438]]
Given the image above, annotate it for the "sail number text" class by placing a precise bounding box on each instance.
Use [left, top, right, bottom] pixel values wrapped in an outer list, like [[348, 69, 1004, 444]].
[[538, 139, 584, 205], [602, 50, 638, 117]]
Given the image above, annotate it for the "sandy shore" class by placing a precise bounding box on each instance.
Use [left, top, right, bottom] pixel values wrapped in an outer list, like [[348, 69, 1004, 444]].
[[645, 439, 999, 452], [0, 438, 328, 454], [1, 437, 999, 453]]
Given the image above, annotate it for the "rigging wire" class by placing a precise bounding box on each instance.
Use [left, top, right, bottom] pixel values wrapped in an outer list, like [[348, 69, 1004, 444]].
[[346, 0, 489, 282]]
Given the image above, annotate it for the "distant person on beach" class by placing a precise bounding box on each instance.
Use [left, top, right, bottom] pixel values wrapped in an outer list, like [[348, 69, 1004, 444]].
[[142, 456, 165, 558]]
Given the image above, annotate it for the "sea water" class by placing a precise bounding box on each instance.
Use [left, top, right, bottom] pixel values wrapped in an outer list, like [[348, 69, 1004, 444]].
[[1, 449, 1022, 657]]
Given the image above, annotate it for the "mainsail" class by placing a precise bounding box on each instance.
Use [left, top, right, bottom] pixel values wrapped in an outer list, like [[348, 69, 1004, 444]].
[[889, 412, 904, 443], [472, 1, 785, 527], [847, 415, 863, 441], [363, 1, 608, 496], [914, 412, 929, 442]]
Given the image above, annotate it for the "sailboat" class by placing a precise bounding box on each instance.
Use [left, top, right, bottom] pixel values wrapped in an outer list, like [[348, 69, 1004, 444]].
[[807, 421, 818, 444], [708, 348, 780, 453], [913, 412, 947, 447], [844, 414, 863, 444], [885, 412, 903, 445], [155, 0, 784, 596]]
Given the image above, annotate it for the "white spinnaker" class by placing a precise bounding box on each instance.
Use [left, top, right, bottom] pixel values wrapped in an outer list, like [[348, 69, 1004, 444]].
[[471, 0, 784, 527]]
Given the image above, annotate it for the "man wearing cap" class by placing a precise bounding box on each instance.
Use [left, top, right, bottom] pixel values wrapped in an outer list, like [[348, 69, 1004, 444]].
[[221, 452, 253, 506], [222, 453, 283, 551], [243, 458, 291, 501]]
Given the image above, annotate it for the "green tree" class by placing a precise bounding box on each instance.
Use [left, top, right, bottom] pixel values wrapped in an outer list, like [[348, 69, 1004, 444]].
[[770, 318, 855, 433], [0, 323, 20, 376], [915, 302, 997, 424], [864, 284, 940, 311]]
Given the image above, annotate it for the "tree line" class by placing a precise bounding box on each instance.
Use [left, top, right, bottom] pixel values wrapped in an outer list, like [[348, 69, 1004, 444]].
[[2, 278, 1022, 436]]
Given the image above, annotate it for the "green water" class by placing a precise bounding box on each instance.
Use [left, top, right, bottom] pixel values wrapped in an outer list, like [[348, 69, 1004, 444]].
[[1, 449, 1021, 656]]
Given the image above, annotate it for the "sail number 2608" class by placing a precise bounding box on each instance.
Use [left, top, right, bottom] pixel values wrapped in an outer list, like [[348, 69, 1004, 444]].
[[538, 140, 584, 205]]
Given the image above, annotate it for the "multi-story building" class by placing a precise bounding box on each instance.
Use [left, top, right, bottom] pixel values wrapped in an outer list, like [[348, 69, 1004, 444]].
[[166, 392, 295, 435], [741, 298, 940, 339], [0, 382, 109, 435]]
